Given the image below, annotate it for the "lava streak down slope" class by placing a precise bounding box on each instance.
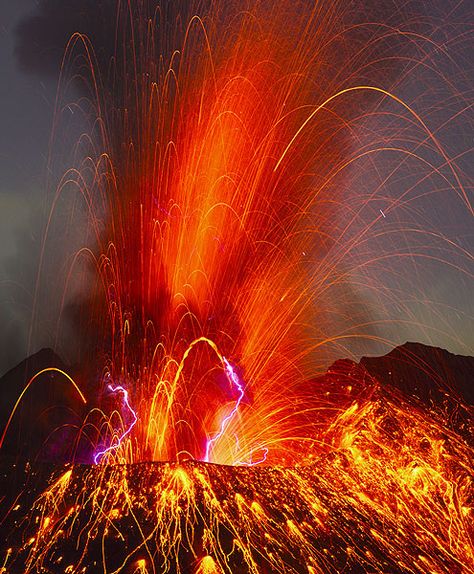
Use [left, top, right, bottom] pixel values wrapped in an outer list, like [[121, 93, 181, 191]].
[[0, 452, 471, 574], [1, 344, 473, 574]]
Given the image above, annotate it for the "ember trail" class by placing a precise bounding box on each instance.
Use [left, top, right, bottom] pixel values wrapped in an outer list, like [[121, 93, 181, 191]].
[[1, 0, 473, 573]]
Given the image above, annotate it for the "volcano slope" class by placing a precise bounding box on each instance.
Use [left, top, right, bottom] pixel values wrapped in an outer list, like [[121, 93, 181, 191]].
[[0, 343, 473, 574]]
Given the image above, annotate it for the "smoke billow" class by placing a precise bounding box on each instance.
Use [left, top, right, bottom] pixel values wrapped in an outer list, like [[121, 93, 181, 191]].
[[15, 0, 115, 78]]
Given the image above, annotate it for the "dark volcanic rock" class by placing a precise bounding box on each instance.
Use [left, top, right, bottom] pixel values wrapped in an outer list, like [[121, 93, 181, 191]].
[[361, 342, 474, 405], [0, 457, 470, 574], [360, 342, 474, 442]]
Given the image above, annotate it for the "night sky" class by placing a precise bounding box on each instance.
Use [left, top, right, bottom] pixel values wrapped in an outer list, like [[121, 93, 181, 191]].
[[0, 0, 472, 377], [0, 0, 58, 373]]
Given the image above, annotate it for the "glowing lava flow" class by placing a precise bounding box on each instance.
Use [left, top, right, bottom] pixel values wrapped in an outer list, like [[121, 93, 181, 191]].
[[204, 358, 246, 463], [93, 385, 138, 464]]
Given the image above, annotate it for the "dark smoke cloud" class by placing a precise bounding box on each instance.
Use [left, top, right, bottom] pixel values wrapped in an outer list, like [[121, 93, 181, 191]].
[[15, 0, 441, 78], [15, 0, 115, 78]]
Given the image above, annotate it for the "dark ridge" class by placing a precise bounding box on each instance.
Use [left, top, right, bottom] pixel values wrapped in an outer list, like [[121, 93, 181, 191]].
[[0, 347, 66, 418], [360, 342, 474, 444], [308, 342, 474, 445], [0, 348, 85, 462], [360, 341, 474, 405]]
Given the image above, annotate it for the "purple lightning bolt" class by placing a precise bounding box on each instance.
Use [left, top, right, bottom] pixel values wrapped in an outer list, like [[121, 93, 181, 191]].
[[94, 384, 138, 464], [205, 358, 245, 463]]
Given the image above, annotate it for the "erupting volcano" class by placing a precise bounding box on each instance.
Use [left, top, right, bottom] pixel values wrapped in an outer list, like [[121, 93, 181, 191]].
[[0, 0, 473, 572]]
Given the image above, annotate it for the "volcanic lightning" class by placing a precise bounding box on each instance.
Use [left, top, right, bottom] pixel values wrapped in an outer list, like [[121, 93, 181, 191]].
[[204, 358, 246, 464], [94, 384, 139, 464]]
